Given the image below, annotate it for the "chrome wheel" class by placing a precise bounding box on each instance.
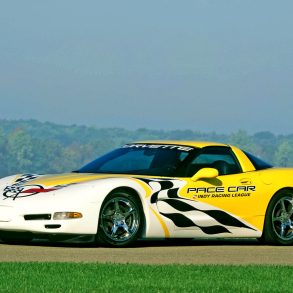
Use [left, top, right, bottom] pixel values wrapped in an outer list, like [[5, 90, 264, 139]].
[[272, 196, 293, 241], [262, 191, 293, 245], [99, 195, 141, 244]]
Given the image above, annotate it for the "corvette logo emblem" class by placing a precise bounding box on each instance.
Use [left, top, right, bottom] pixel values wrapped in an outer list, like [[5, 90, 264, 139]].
[[3, 184, 57, 200], [2, 174, 60, 200]]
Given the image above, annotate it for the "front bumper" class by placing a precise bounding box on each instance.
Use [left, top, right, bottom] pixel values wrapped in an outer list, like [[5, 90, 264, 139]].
[[0, 201, 100, 235], [0, 230, 95, 243]]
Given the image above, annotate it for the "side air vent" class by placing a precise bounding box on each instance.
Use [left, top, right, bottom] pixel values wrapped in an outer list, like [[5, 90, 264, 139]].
[[45, 224, 61, 229], [24, 214, 51, 220]]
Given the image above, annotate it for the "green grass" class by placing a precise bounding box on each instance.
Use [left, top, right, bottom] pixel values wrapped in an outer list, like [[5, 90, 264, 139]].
[[0, 263, 292, 292]]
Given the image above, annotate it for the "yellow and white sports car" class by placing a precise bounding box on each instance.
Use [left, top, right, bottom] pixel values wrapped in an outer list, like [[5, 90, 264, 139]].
[[0, 141, 292, 246]]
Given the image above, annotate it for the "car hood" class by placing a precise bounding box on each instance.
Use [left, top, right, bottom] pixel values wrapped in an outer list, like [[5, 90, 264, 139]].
[[22, 172, 131, 186], [0, 172, 144, 201]]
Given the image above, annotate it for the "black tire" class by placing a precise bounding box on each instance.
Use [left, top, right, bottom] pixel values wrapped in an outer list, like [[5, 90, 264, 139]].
[[262, 190, 293, 245], [96, 191, 143, 247]]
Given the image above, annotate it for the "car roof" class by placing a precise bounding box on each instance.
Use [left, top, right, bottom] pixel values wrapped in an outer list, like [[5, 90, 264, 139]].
[[135, 140, 229, 148]]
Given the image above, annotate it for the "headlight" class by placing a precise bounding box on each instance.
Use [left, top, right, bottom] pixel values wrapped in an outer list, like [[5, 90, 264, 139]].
[[53, 212, 83, 220]]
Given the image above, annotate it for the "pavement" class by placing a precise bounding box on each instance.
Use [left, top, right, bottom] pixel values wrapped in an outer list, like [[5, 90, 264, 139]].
[[0, 239, 292, 265]]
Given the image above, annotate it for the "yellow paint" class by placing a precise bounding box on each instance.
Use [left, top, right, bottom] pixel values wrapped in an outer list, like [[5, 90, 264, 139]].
[[178, 172, 277, 231], [18, 173, 165, 188], [150, 207, 170, 238], [136, 140, 227, 148], [23, 173, 113, 186], [230, 146, 255, 172], [130, 178, 152, 198]]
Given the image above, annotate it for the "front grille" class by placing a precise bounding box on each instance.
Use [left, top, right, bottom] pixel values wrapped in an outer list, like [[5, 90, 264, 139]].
[[24, 214, 51, 220]]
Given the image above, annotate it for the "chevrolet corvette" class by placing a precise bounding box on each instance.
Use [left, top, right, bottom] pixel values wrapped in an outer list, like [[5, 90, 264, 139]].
[[0, 141, 292, 246]]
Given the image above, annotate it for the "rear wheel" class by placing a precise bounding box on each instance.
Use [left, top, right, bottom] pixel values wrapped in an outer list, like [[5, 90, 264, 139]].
[[96, 191, 143, 247], [262, 191, 293, 245]]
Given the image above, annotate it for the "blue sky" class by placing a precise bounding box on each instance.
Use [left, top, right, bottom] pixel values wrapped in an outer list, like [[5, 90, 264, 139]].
[[1, 1, 293, 133]]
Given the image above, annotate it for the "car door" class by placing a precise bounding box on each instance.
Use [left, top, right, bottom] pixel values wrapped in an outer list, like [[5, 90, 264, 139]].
[[156, 146, 262, 237]]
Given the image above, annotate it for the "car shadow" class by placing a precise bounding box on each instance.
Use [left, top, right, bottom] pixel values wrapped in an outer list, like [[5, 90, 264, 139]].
[[0, 237, 262, 248]]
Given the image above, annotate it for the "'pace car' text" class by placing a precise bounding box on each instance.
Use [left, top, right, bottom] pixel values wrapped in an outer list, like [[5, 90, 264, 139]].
[[187, 185, 256, 199]]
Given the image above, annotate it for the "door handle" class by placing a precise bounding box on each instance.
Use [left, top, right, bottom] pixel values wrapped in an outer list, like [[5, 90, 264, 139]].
[[240, 179, 252, 185]]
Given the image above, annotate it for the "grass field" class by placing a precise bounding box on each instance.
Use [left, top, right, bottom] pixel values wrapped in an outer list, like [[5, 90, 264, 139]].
[[0, 263, 292, 292]]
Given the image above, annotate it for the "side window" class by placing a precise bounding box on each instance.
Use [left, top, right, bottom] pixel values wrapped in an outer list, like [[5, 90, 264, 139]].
[[186, 147, 242, 176]]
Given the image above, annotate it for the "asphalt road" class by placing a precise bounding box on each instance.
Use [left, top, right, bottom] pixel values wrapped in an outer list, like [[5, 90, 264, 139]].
[[0, 239, 292, 265]]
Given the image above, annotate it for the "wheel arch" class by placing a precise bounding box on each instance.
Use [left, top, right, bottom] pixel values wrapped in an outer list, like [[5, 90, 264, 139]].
[[260, 187, 293, 244], [262, 187, 293, 228], [267, 187, 293, 208], [100, 186, 147, 238]]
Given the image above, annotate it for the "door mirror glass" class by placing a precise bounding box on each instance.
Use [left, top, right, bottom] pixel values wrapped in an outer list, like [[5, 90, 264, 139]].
[[191, 168, 219, 182]]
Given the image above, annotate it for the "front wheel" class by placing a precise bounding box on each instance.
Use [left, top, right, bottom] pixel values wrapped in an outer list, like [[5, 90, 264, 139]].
[[262, 191, 293, 245], [96, 191, 143, 247]]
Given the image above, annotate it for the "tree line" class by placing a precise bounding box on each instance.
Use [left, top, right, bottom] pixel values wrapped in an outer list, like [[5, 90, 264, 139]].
[[0, 119, 293, 177]]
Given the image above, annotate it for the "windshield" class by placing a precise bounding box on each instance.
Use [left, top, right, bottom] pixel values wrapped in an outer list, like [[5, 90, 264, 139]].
[[77, 144, 196, 176]]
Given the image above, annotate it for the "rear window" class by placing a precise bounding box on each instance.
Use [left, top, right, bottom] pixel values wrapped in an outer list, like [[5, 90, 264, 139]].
[[243, 151, 273, 170]]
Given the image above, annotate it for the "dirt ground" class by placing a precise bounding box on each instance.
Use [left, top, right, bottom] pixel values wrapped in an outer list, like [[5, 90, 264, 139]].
[[0, 239, 292, 265]]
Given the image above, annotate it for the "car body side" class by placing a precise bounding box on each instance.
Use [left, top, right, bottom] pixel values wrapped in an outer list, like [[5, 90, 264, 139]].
[[0, 142, 292, 241]]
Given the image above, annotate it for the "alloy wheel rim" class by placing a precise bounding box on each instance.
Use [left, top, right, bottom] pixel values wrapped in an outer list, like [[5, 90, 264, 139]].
[[101, 197, 139, 242], [272, 196, 293, 241]]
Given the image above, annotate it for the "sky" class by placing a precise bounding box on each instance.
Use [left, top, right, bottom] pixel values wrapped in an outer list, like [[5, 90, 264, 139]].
[[0, 0, 293, 134]]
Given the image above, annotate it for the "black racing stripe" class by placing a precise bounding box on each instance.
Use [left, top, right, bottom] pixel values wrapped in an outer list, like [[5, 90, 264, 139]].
[[137, 178, 176, 203], [160, 198, 255, 231], [161, 199, 196, 212], [151, 192, 159, 204], [200, 225, 231, 234], [204, 210, 255, 231], [161, 212, 231, 234], [159, 181, 174, 190], [136, 178, 174, 190], [135, 178, 161, 203], [167, 188, 179, 198], [161, 213, 196, 228], [136, 178, 154, 186]]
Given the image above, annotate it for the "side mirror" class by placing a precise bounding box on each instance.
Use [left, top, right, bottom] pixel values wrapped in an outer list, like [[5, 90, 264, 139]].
[[191, 168, 219, 182]]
